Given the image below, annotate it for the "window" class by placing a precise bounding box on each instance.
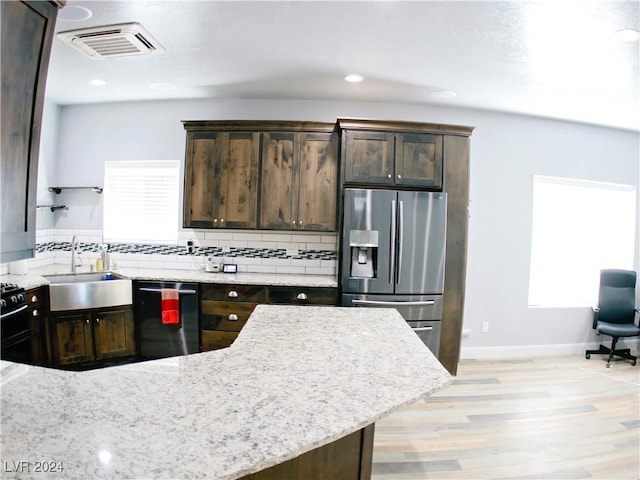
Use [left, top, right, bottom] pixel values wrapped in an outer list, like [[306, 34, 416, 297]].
[[103, 160, 179, 244], [528, 175, 636, 307]]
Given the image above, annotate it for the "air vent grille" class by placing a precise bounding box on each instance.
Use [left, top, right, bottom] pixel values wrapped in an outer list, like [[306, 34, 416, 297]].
[[57, 23, 165, 59]]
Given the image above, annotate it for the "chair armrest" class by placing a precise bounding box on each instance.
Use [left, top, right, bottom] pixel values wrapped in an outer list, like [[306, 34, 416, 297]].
[[592, 306, 600, 329]]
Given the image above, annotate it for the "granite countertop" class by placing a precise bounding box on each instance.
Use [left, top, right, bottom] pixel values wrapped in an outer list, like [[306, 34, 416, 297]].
[[1, 265, 337, 290], [0, 305, 452, 480]]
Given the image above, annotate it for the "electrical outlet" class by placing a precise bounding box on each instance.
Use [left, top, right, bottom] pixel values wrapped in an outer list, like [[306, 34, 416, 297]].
[[221, 245, 230, 253], [286, 248, 299, 256], [481, 321, 489, 334], [186, 240, 195, 254]]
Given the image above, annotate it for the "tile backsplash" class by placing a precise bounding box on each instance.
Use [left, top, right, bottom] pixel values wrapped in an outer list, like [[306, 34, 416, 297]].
[[1, 229, 337, 277]]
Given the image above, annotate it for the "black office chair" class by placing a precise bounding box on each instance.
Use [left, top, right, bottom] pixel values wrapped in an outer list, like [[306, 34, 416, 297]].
[[586, 269, 640, 367]]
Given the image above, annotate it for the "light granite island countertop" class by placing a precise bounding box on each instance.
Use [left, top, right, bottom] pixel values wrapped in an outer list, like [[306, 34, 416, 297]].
[[1, 305, 452, 480]]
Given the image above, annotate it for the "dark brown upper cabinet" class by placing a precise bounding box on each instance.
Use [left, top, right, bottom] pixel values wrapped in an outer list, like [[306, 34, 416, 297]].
[[260, 131, 338, 231], [183, 129, 260, 229], [183, 121, 337, 232], [1, 1, 60, 262], [339, 119, 457, 190]]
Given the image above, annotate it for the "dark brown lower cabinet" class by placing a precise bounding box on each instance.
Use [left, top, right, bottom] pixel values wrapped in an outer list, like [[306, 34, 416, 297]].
[[50, 306, 135, 366], [200, 284, 338, 352], [240, 423, 374, 480]]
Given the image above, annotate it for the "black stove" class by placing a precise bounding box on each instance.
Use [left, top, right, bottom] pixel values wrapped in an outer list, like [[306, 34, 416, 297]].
[[1, 282, 30, 363]]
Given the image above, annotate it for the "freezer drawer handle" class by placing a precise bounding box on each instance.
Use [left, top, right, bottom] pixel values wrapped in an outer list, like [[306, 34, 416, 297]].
[[138, 288, 198, 295], [351, 299, 435, 307], [412, 326, 433, 333]]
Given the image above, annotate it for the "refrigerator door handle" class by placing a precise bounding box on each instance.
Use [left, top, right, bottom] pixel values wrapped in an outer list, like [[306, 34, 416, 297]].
[[397, 200, 404, 283], [412, 326, 434, 333], [352, 299, 435, 307], [389, 199, 397, 284]]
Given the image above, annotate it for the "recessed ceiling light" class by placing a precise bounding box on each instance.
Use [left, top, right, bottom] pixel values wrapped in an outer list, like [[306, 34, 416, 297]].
[[615, 29, 640, 42], [150, 82, 177, 91], [57, 6, 92, 22], [89, 79, 107, 86], [344, 74, 364, 83], [430, 90, 456, 98]]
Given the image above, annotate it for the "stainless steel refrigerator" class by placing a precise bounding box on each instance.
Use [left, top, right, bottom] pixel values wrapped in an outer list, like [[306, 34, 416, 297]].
[[340, 188, 447, 357]]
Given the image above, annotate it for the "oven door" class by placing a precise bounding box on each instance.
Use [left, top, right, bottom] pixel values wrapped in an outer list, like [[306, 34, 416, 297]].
[[1, 304, 31, 364]]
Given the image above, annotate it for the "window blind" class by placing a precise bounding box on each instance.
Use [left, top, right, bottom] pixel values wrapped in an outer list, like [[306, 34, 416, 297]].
[[103, 160, 179, 244]]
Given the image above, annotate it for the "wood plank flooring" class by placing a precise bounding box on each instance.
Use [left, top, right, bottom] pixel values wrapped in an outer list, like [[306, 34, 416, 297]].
[[372, 355, 640, 480]]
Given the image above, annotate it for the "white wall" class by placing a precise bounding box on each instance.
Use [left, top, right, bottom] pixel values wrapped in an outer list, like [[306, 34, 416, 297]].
[[46, 98, 640, 352]]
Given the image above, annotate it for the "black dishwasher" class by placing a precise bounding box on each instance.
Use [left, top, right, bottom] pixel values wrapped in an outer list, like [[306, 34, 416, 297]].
[[134, 281, 200, 359]]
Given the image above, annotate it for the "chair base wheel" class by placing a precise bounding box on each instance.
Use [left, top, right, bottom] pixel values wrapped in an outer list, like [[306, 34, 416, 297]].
[[586, 353, 591, 359]]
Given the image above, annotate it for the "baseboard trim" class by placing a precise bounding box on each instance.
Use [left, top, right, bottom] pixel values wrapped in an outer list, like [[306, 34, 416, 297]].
[[460, 340, 640, 360]]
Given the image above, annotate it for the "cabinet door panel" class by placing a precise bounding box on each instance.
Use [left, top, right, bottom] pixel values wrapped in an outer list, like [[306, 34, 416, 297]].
[[0, 1, 57, 262], [52, 313, 94, 365], [343, 131, 394, 185], [184, 133, 218, 227], [298, 133, 338, 231], [93, 309, 135, 360], [201, 330, 237, 351], [260, 132, 298, 229], [395, 133, 443, 188], [220, 132, 260, 228]]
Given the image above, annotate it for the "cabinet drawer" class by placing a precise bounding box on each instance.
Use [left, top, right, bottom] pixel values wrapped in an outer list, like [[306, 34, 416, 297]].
[[27, 287, 45, 308], [201, 301, 256, 331], [268, 286, 337, 305], [201, 330, 238, 351], [201, 284, 266, 303]]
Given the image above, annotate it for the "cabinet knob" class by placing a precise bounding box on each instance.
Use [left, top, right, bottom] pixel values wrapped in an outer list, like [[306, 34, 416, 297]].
[[214, 218, 218, 224], [228, 290, 239, 298], [220, 218, 224, 223], [397, 174, 402, 180], [31, 295, 38, 303], [298, 221, 302, 227], [32, 309, 39, 317], [96, 318, 100, 324], [86, 318, 90, 325], [387, 174, 392, 179], [228, 313, 239, 321], [296, 293, 308, 301], [292, 220, 296, 226]]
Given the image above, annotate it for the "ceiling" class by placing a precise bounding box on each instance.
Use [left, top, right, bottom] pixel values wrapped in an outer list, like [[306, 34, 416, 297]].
[[45, 1, 640, 131]]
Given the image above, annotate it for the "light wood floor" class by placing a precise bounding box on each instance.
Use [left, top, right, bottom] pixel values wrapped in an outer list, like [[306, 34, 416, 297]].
[[372, 354, 640, 480]]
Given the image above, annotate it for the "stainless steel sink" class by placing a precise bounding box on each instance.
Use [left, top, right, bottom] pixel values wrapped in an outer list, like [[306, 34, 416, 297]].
[[46, 272, 133, 311]]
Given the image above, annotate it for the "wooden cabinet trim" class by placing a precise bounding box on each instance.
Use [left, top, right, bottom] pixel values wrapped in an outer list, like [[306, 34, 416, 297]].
[[183, 120, 336, 133], [337, 118, 474, 136]]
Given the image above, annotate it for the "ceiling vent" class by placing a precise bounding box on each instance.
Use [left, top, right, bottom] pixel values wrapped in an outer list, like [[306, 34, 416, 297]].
[[57, 22, 165, 59]]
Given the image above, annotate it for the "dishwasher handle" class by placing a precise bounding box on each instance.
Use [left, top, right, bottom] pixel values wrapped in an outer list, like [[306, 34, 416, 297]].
[[138, 287, 198, 295]]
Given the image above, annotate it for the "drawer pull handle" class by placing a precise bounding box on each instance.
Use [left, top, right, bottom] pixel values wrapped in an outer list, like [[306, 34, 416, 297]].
[[85, 318, 90, 325], [31, 295, 38, 303], [296, 293, 308, 300], [32, 309, 39, 317], [228, 290, 239, 298], [228, 314, 239, 321]]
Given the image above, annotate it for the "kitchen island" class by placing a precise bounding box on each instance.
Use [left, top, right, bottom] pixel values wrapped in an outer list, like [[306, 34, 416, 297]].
[[1, 305, 451, 479]]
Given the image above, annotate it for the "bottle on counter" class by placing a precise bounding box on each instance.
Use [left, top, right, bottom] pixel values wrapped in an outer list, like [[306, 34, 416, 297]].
[[95, 255, 103, 272]]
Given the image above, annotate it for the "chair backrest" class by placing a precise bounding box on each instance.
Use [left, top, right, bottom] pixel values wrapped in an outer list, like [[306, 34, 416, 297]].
[[597, 269, 637, 324]]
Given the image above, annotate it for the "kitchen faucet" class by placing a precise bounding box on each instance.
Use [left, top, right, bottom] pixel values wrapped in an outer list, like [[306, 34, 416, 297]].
[[70, 235, 81, 273]]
